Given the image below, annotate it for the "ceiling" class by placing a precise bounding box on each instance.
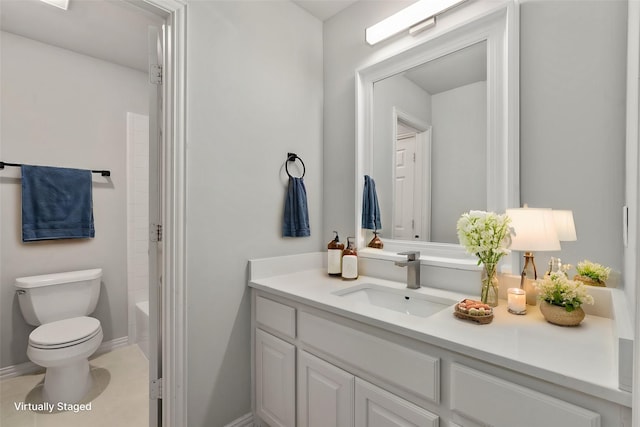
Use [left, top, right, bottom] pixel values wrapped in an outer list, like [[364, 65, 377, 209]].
[[0, 0, 163, 72], [292, 0, 358, 21], [0, 0, 357, 73], [403, 40, 487, 95]]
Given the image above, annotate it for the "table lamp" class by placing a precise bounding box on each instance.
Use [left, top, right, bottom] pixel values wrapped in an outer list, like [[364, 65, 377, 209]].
[[547, 210, 577, 274], [553, 210, 577, 242], [506, 207, 561, 305]]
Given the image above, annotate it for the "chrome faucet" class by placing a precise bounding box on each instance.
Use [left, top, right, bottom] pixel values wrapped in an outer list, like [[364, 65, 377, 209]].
[[394, 251, 421, 289]]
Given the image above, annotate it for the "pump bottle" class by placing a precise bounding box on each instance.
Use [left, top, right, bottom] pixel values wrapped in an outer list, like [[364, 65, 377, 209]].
[[327, 231, 344, 276], [341, 237, 358, 280]]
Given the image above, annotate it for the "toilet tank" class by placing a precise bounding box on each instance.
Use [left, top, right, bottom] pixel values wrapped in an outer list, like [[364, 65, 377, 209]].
[[15, 269, 102, 326]]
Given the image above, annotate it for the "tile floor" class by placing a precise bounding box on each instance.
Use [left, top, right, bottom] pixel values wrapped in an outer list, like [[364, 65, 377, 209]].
[[0, 344, 149, 427]]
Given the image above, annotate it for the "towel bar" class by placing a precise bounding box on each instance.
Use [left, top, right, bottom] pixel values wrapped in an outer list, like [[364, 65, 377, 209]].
[[0, 161, 110, 177], [285, 153, 305, 178]]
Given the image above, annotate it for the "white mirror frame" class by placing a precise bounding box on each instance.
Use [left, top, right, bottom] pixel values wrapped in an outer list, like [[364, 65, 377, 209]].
[[356, 0, 519, 272]]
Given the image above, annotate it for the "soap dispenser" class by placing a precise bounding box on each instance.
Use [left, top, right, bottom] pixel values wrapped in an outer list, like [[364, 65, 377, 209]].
[[341, 237, 358, 280], [327, 231, 345, 276]]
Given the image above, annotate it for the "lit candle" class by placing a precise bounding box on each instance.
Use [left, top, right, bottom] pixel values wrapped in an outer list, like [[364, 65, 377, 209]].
[[507, 288, 527, 315]]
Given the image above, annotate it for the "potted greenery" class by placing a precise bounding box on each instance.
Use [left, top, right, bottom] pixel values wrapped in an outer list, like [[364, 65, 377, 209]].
[[574, 260, 611, 287], [535, 272, 594, 326]]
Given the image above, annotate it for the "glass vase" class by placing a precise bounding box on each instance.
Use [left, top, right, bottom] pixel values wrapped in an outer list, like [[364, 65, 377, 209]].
[[481, 263, 499, 307]]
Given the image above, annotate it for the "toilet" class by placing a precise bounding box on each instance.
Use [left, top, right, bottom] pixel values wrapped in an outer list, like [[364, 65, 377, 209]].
[[15, 269, 103, 404]]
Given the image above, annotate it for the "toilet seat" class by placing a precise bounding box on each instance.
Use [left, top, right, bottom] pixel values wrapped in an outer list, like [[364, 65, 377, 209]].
[[29, 316, 101, 349]]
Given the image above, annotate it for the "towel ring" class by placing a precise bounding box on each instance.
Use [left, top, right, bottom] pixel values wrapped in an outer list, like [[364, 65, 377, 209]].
[[285, 153, 305, 178]]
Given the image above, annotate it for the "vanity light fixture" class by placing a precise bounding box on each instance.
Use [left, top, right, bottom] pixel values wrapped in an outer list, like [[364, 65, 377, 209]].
[[506, 206, 561, 305], [365, 0, 467, 45], [39, 0, 69, 10]]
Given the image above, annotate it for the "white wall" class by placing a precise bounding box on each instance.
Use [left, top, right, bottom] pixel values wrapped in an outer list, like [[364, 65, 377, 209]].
[[0, 32, 148, 368], [431, 81, 486, 243], [324, 0, 627, 282], [126, 112, 150, 344], [324, 0, 416, 243], [519, 0, 627, 280], [186, 1, 323, 425]]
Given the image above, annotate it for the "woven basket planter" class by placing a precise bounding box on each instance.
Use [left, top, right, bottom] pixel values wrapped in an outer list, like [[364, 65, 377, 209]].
[[573, 274, 606, 287], [539, 301, 585, 327]]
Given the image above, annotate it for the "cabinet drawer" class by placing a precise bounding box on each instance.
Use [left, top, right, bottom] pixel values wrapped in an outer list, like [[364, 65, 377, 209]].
[[299, 311, 439, 404], [256, 295, 296, 339], [450, 363, 600, 427]]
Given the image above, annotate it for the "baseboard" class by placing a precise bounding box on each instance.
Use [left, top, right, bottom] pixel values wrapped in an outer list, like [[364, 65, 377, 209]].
[[94, 336, 130, 357], [0, 336, 130, 380], [0, 360, 41, 380], [225, 413, 254, 427]]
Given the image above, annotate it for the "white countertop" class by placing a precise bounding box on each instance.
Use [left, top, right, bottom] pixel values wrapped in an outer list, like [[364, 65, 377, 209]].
[[249, 267, 632, 407]]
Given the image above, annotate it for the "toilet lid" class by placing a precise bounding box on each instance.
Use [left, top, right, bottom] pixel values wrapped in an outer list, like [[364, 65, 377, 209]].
[[29, 316, 101, 349]]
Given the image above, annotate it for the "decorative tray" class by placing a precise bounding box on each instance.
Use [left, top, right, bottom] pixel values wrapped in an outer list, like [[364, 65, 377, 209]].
[[453, 299, 494, 324]]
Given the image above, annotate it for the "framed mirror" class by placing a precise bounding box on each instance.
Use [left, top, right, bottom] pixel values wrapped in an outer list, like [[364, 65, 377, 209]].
[[356, 1, 519, 271]]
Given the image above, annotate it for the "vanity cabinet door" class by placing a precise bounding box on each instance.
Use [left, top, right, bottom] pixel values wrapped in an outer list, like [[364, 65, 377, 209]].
[[255, 329, 295, 427], [298, 350, 355, 427], [355, 379, 438, 427]]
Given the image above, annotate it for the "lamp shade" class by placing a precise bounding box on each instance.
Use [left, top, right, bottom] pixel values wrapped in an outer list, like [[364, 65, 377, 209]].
[[506, 207, 561, 251], [552, 210, 577, 242]]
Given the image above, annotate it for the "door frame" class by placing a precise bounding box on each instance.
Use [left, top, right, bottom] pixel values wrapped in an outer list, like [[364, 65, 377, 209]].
[[129, 0, 187, 426]]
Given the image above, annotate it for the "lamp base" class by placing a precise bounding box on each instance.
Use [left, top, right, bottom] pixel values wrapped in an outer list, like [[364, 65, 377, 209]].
[[520, 252, 538, 305]]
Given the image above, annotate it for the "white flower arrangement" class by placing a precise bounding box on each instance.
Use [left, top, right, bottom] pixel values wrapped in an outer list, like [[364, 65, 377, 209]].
[[456, 210, 512, 267], [575, 260, 611, 283], [535, 272, 594, 312]]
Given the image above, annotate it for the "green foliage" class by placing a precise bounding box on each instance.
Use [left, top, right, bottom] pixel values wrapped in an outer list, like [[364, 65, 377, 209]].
[[576, 260, 611, 282]]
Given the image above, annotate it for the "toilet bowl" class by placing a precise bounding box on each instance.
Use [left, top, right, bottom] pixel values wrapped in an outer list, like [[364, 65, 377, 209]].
[[15, 269, 103, 404], [27, 317, 103, 403]]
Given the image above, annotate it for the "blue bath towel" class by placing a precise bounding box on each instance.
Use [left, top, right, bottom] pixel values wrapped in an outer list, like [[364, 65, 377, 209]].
[[21, 165, 95, 241], [362, 175, 382, 230], [283, 176, 310, 237]]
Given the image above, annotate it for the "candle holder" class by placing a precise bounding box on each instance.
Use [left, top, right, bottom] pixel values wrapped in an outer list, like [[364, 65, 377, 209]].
[[507, 288, 527, 315]]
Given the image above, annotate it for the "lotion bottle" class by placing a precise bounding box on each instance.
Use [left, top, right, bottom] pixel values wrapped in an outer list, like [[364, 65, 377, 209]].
[[327, 231, 344, 276], [341, 237, 358, 280]]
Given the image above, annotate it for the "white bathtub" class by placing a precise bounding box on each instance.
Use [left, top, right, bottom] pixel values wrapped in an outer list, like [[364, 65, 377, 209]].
[[135, 301, 149, 359]]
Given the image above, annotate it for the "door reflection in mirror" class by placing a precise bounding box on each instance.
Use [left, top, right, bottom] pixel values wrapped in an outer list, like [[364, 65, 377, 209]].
[[372, 40, 487, 244]]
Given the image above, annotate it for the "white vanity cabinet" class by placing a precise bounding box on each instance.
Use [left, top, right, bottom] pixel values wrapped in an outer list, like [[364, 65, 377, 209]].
[[354, 379, 438, 427], [449, 364, 600, 427], [254, 295, 297, 427], [253, 292, 440, 427], [297, 350, 436, 427], [298, 350, 354, 427], [255, 329, 296, 427], [251, 288, 630, 427]]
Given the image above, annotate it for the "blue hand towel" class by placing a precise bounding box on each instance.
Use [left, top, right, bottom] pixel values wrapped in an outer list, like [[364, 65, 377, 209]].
[[362, 175, 382, 230], [283, 176, 310, 237], [21, 165, 95, 242]]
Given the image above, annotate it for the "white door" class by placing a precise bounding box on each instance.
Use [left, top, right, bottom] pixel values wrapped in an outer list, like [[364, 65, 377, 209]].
[[255, 329, 296, 427], [393, 129, 431, 241], [148, 25, 163, 427], [394, 134, 417, 240], [298, 350, 355, 427], [354, 379, 438, 427]]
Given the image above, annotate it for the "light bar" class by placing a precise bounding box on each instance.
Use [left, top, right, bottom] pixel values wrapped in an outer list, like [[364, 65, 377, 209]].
[[365, 0, 466, 45]]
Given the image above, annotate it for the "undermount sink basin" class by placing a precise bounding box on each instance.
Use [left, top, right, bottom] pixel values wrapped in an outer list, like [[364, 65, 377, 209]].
[[333, 283, 455, 318]]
